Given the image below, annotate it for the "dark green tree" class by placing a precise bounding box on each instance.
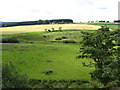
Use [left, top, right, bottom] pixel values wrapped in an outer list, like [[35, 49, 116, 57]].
[[38, 19, 43, 24], [77, 26, 120, 87], [44, 20, 50, 24]]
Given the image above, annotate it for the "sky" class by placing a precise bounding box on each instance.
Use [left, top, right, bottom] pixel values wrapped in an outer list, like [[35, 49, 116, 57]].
[[0, 0, 119, 22]]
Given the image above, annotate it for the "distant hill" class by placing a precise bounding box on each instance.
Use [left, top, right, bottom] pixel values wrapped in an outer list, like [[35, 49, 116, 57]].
[[2, 19, 73, 27], [49, 19, 73, 24]]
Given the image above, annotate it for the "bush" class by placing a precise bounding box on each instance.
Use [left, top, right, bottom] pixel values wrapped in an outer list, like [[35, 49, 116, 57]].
[[43, 35, 47, 38], [29, 79, 90, 88], [63, 40, 76, 43], [2, 38, 19, 43], [43, 70, 53, 75], [55, 37, 62, 40], [58, 27, 62, 31], [55, 36, 67, 40], [51, 28, 55, 32], [48, 29, 51, 32], [2, 62, 29, 88], [61, 36, 67, 39]]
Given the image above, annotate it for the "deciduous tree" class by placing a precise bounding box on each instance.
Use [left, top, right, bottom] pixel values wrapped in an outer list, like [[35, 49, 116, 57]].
[[77, 26, 120, 87]]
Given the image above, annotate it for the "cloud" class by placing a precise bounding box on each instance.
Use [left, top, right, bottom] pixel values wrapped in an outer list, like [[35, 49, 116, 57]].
[[98, 7, 108, 9], [0, 0, 119, 22], [29, 9, 42, 13]]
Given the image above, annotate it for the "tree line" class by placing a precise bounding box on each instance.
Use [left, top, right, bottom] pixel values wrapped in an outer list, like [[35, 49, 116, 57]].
[[2, 19, 73, 27]]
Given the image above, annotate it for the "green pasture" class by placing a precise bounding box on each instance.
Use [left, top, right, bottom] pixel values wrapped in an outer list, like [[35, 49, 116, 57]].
[[89, 23, 119, 29], [2, 30, 94, 80]]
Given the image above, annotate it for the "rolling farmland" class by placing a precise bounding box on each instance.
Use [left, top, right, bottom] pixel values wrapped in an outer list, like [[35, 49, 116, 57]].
[[1, 24, 100, 34]]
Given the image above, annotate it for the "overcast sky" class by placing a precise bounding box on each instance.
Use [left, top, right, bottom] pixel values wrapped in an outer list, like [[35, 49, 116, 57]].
[[0, 0, 119, 22]]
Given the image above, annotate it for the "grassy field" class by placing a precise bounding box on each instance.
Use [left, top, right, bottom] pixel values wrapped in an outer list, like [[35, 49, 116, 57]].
[[1, 24, 100, 34], [2, 23, 119, 88], [2, 30, 94, 80], [2, 43, 93, 80], [88, 23, 119, 29], [2, 23, 118, 80]]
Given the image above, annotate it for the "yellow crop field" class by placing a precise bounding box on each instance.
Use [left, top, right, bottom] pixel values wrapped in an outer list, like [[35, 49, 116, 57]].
[[1, 24, 100, 35]]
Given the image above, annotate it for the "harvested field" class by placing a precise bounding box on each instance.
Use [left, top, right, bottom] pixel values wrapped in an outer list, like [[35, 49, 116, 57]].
[[1, 24, 100, 35]]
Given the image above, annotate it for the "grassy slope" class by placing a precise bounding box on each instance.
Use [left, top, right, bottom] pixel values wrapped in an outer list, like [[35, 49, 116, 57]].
[[2, 30, 94, 80]]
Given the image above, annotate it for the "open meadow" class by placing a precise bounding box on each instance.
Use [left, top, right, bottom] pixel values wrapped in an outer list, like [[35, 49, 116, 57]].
[[2, 23, 119, 88], [2, 29, 95, 80]]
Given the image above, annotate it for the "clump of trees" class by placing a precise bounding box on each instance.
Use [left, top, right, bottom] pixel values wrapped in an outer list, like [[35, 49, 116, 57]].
[[114, 20, 120, 23], [49, 19, 73, 24], [2, 19, 73, 27], [2, 21, 38, 27], [77, 26, 120, 88]]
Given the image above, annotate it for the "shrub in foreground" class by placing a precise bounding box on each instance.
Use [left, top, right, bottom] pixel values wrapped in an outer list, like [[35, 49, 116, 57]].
[[2, 62, 29, 88], [29, 79, 91, 88]]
